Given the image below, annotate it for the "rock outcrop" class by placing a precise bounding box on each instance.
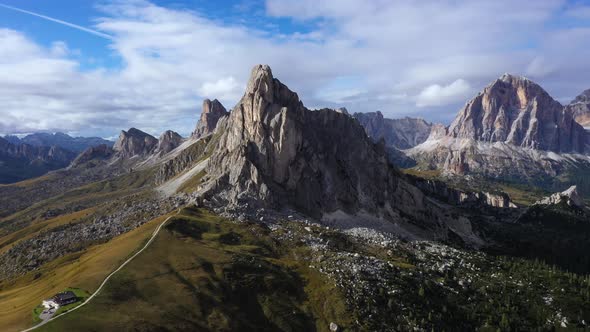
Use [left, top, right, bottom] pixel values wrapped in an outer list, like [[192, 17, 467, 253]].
[[427, 124, 448, 140], [70, 144, 114, 168], [112, 128, 158, 158], [410, 177, 517, 209], [535, 186, 584, 208], [157, 130, 183, 155], [354, 112, 434, 150], [566, 89, 590, 128], [192, 65, 481, 244], [192, 99, 229, 138], [449, 74, 587, 153], [155, 138, 210, 185]]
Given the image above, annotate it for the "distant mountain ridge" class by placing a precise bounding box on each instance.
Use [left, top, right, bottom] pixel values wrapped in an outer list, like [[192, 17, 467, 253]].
[[4, 132, 113, 153], [353, 112, 434, 150], [0, 137, 76, 183]]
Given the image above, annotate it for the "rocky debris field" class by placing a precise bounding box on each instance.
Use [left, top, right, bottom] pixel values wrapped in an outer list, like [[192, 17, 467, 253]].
[[256, 211, 590, 331]]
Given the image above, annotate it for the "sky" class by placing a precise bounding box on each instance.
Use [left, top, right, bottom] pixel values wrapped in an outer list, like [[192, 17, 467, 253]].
[[0, 0, 589, 139]]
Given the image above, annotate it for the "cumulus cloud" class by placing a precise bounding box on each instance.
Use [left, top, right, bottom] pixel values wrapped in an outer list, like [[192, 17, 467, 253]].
[[416, 79, 472, 108], [198, 77, 241, 102], [0, 0, 589, 137]]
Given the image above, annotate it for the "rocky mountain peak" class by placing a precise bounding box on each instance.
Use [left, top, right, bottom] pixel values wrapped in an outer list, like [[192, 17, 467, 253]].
[[197, 64, 479, 244], [535, 185, 584, 208], [192, 99, 229, 138], [157, 130, 183, 154], [448, 74, 587, 153], [70, 144, 113, 168], [113, 128, 158, 158]]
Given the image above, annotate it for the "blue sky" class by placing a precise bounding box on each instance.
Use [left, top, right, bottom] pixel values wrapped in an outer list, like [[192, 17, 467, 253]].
[[0, 0, 589, 138]]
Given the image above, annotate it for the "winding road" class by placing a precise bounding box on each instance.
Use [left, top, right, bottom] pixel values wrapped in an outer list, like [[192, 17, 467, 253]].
[[21, 211, 178, 332]]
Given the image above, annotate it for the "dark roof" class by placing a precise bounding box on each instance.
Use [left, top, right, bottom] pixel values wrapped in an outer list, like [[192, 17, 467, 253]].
[[54, 291, 76, 302]]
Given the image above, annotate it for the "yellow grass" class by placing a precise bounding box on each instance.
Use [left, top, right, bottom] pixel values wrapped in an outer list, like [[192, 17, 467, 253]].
[[0, 212, 171, 332], [0, 174, 56, 189]]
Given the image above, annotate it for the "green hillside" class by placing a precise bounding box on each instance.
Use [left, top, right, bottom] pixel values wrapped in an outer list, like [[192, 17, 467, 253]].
[[36, 207, 590, 331]]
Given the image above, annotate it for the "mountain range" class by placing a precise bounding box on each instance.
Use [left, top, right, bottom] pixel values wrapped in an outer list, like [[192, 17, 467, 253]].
[[4, 132, 112, 152], [0, 137, 76, 183], [0, 132, 113, 184], [0, 65, 589, 331]]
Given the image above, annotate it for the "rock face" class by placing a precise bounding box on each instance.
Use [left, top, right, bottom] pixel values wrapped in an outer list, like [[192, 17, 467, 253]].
[[112, 128, 158, 158], [566, 89, 590, 128], [449, 74, 587, 153], [157, 130, 183, 155], [196, 65, 480, 244], [70, 144, 114, 168], [427, 124, 449, 140], [0, 137, 77, 183], [407, 75, 590, 184], [192, 99, 229, 138], [535, 186, 584, 208], [354, 112, 433, 149], [155, 138, 210, 185], [411, 177, 517, 209]]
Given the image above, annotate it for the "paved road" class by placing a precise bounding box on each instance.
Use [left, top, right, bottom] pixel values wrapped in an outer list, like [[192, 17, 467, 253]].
[[21, 211, 178, 332]]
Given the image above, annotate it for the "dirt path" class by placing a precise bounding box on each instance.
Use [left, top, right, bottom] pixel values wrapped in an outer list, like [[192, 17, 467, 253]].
[[20, 210, 179, 332]]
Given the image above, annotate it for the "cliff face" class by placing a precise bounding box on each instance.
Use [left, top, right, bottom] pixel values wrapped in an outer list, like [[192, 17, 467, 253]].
[[407, 75, 590, 185], [353, 112, 433, 149], [411, 177, 517, 209], [156, 130, 183, 155], [535, 186, 584, 208], [69, 144, 114, 168], [449, 74, 587, 153], [189, 65, 481, 244], [192, 99, 229, 138], [112, 128, 158, 158]]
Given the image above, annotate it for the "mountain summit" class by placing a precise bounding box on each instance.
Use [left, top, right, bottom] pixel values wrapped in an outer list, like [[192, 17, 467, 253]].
[[449, 74, 587, 153], [407, 74, 590, 185], [192, 99, 229, 138], [189, 64, 479, 242], [112, 128, 159, 158]]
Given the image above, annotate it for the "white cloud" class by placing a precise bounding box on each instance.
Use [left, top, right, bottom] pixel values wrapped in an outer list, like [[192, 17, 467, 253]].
[[416, 79, 472, 108], [1, 0, 589, 137], [526, 56, 556, 77], [198, 77, 240, 102]]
